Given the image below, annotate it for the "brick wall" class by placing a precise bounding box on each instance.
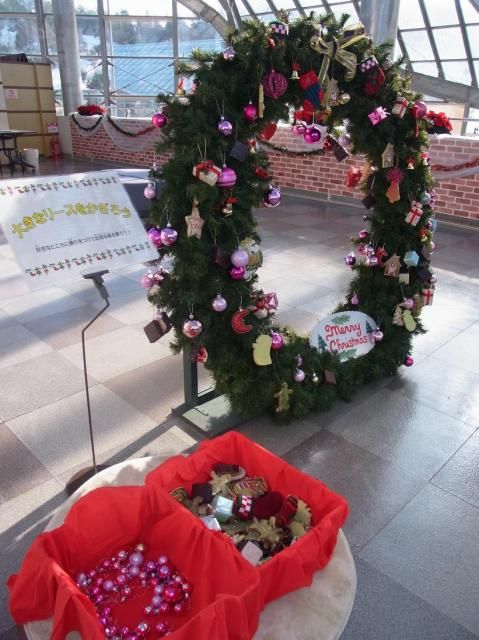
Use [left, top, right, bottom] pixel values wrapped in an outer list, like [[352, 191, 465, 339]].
[[71, 118, 479, 222]]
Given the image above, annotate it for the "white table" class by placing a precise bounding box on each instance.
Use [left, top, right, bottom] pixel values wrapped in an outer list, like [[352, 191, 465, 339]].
[[25, 457, 356, 640]]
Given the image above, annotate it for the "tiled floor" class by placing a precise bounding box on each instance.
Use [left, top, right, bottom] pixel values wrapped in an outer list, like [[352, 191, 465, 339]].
[[0, 158, 478, 639]]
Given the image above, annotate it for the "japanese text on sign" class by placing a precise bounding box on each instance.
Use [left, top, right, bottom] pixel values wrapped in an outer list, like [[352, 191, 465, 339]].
[[0, 171, 157, 290]]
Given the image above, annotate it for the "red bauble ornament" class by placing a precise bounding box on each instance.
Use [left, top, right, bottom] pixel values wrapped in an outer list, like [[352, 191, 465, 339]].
[[182, 315, 203, 338], [152, 112, 168, 128], [262, 70, 288, 99]]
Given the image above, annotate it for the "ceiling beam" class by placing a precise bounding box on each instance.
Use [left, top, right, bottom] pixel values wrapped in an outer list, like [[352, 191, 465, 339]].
[[407, 70, 479, 108], [176, 0, 231, 37]]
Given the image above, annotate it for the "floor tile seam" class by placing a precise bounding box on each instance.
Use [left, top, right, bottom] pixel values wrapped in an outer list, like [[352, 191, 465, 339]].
[[0, 424, 56, 486], [351, 556, 479, 639], [0, 476, 65, 514], [427, 425, 479, 481], [389, 385, 479, 429], [429, 478, 479, 511], [2, 382, 101, 425]]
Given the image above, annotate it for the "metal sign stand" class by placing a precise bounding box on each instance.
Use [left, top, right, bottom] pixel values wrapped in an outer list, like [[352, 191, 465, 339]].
[[65, 270, 111, 495], [173, 343, 241, 438]]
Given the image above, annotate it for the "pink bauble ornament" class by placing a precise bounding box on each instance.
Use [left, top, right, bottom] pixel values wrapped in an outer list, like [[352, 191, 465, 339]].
[[358, 229, 369, 240], [152, 270, 166, 284], [212, 294, 227, 312], [365, 243, 375, 256], [404, 355, 414, 367], [293, 368, 305, 382], [403, 298, 414, 309], [163, 584, 182, 603], [262, 70, 288, 98], [271, 332, 284, 350], [229, 265, 245, 280], [148, 227, 162, 248], [243, 101, 257, 121], [263, 185, 281, 207], [373, 329, 384, 342], [357, 243, 366, 256], [173, 601, 186, 614], [345, 252, 356, 266], [160, 225, 178, 246], [143, 183, 156, 200], [231, 249, 249, 267], [140, 272, 155, 289], [351, 293, 359, 305], [151, 112, 168, 128], [217, 165, 237, 188], [223, 45, 236, 60], [414, 100, 427, 118], [367, 255, 379, 267], [182, 316, 203, 338], [155, 622, 172, 637], [129, 551, 144, 566], [293, 122, 307, 136], [218, 117, 233, 136]]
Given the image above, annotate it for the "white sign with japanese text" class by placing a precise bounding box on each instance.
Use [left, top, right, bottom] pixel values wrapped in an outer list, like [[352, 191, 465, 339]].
[[0, 171, 157, 290]]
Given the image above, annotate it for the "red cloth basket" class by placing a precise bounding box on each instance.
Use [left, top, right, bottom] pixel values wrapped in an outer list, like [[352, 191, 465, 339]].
[[146, 431, 349, 604], [8, 483, 262, 640]]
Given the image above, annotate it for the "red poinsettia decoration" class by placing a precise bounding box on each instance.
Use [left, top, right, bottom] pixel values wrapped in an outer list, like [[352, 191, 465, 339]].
[[77, 104, 106, 116], [426, 110, 452, 134]]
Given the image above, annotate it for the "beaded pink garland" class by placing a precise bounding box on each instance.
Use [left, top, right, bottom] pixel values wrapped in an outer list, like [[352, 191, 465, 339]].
[[75, 543, 192, 639]]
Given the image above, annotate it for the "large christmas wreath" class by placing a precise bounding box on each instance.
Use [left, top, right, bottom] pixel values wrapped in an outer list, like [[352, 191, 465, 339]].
[[142, 12, 436, 421]]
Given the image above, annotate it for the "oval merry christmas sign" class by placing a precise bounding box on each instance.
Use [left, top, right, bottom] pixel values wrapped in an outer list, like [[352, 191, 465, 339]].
[[309, 311, 379, 361]]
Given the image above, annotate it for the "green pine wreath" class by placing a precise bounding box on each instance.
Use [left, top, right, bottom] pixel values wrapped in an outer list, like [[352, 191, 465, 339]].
[[145, 11, 436, 422]]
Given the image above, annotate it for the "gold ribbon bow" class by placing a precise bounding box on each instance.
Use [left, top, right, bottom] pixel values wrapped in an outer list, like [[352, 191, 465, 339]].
[[310, 23, 366, 85]]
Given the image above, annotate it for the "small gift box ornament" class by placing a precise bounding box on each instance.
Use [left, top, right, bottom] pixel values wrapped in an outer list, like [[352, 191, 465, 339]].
[[233, 495, 254, 520], [212, 495, 234, 523], [405, 201, 423, 226], [212, 245, 231, 269], [422, 287, 434, 306], [359, 55, 386, 96], [193, 159, 221, 186], [346, 167, 362, 187], [323, 134, 349, 161], [403, 250, 420, 268], [392, 94, 409, 118], [368, 106, 389, 125], [143, 312, 172, 343], [229, 141, 249, 162], [299, 70, 323, 109]]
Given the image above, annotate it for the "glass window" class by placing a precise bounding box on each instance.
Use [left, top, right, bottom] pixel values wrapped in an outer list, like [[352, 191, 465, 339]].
[[109, 56, 174, 95], [467, 25, 479, 56], [330, 3, 359, 25], [45, 15, 56, 54], [411, 61, 439, 76], [398, 0, 425, 29], [459, 0, 479, 24], [0, 16, 40, 54], [77, 15, 100, 55], [110, 96, 159, 117], [423, 0, 459, 26], [75, 0, 98, 14], [106, 19, 174, 57], [235, 0, 253, 18], [104, 0, 173, 16], [0, 0, 34, 11], [178, 18, 223, 57], [244, 0, 272, 12], [177, 3, 195, 18], [81, 57, 105, 94], [401, 30, 435, 60], [433, 27, 467, 59], [442, 60, 471, 84], [467, 107, 479, 135]]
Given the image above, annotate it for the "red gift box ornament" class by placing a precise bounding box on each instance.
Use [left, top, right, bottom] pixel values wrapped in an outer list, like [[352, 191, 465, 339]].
[[346, 167, 362, 188], [368, 106, 389, 125], [385, 167, 404, 203], [392, 94, 408, 118], [262, 70, 288, 99], [193, 159, 221, 186], [422, 287, 434, 306], [405, 201, 423, 226]]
